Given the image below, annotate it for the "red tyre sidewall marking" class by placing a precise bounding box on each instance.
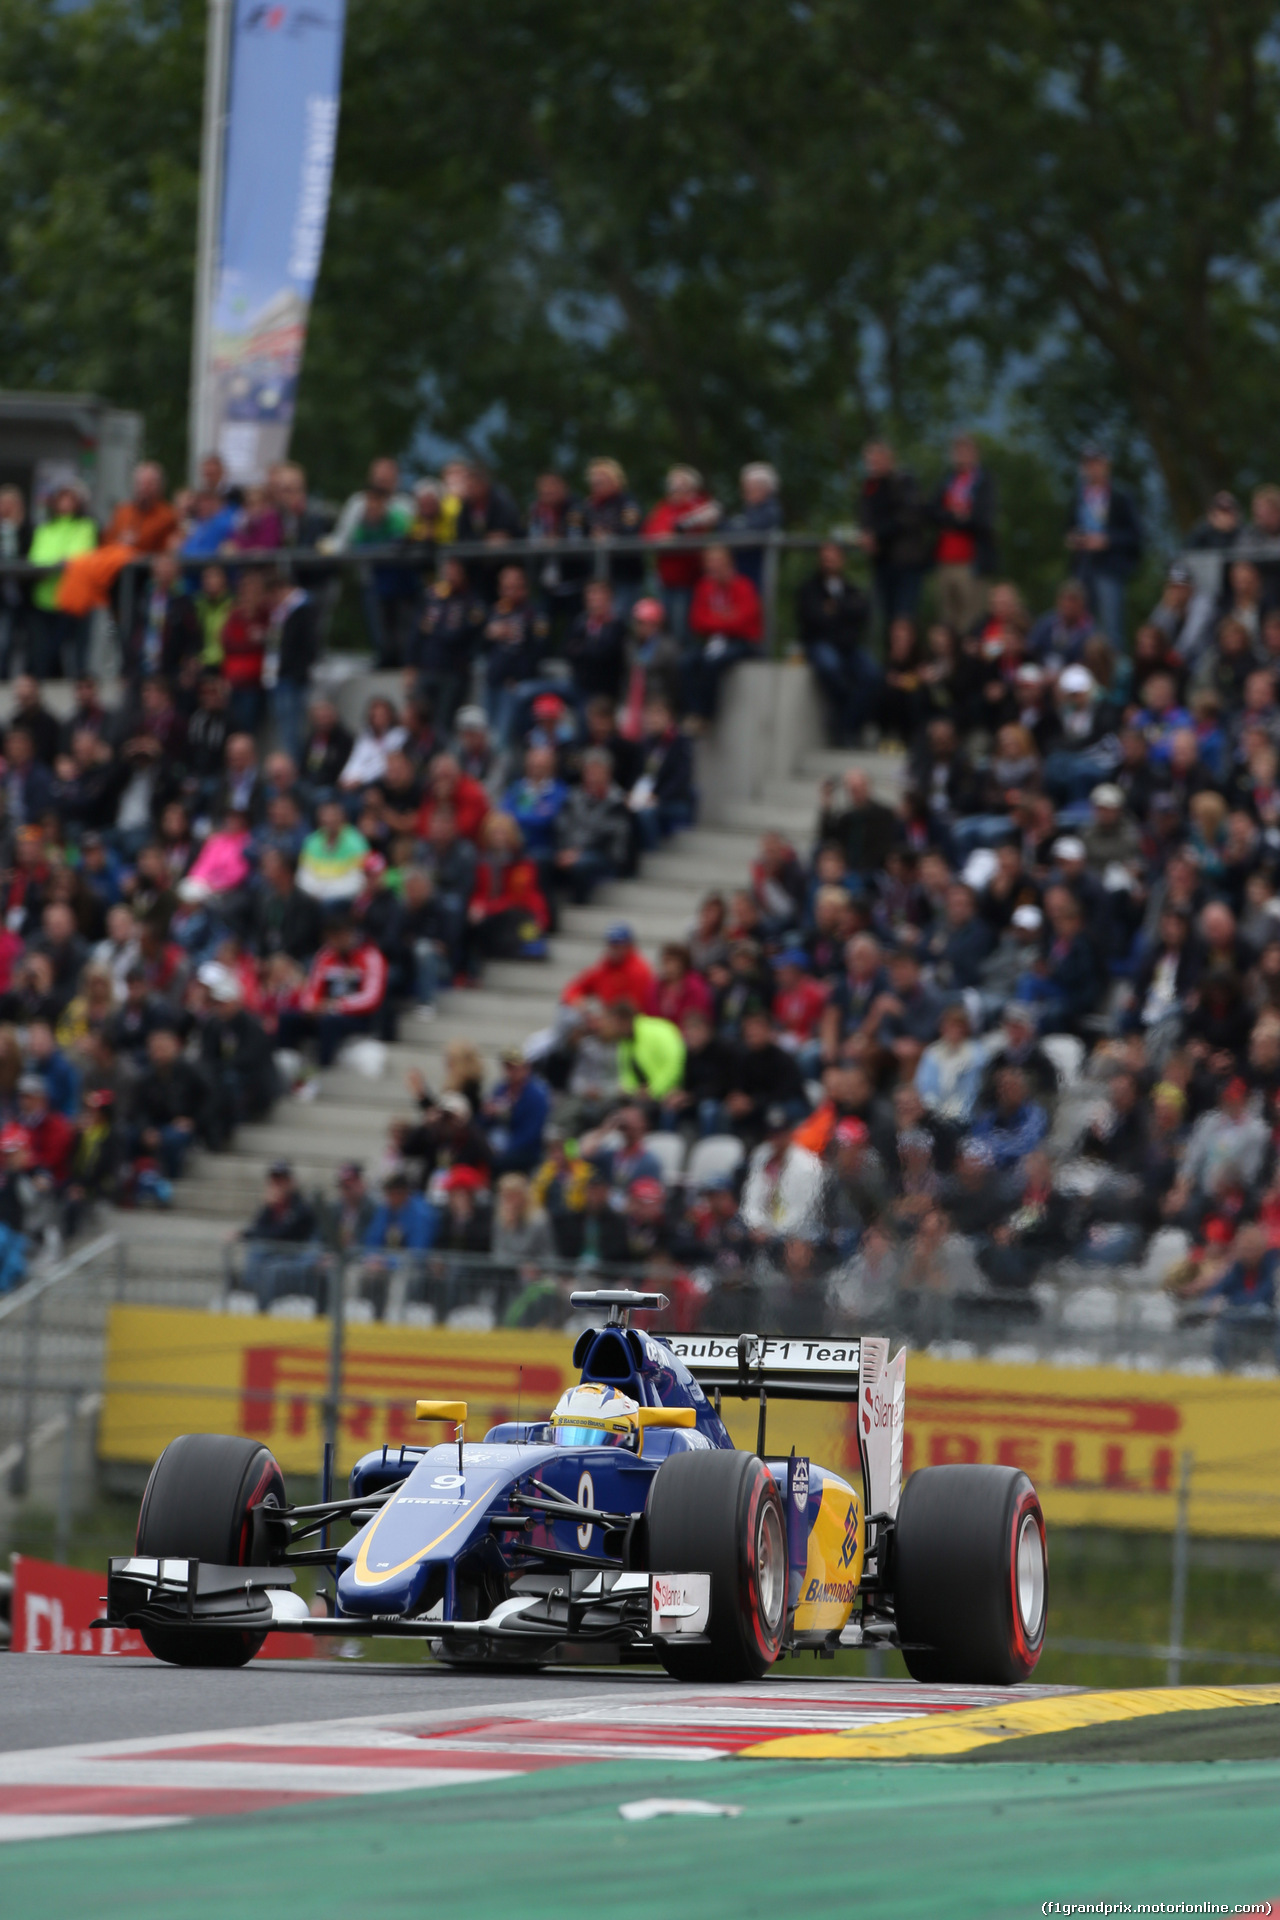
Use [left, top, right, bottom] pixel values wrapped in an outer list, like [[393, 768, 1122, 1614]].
[[237, 1452, 284, 1566], [741, 1467, 785, 1666], [1007, 1483, 1047, 1674]]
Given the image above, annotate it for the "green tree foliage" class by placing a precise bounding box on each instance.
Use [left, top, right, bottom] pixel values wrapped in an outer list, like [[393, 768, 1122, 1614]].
[[3, 0, 1279, 550], [0, 0, 203, 480]]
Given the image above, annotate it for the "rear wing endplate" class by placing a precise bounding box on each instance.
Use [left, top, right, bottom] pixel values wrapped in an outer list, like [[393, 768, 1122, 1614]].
[[665, 1332, 905, 1518]]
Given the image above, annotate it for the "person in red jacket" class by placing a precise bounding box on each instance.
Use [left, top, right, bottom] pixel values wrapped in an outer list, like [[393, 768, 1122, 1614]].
[[277, 919, 388, 1066], [17, 1074, 77, 1187], [220, 566, 269, 737], [466, 812, 549, 966], [684, 544, 763, 722], [643, 466, 721, 640], [561, 923, 657, 1011], [416, 754, 491, 845]]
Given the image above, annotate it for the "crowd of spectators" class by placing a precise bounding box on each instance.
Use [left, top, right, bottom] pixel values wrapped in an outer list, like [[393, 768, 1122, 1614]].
[[207, 442, 1280, 1371], [4, 439, 1280, 1368]]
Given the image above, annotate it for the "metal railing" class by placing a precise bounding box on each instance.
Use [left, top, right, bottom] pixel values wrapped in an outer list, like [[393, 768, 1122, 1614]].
[[0, 529, 835, 672]]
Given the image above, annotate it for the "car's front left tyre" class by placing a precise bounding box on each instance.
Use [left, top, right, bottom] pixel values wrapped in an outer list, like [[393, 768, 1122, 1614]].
[[134, 1432, 286, 1668]]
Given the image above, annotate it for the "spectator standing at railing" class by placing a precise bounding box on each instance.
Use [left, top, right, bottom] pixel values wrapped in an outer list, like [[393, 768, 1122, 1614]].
[[725, 463, 782, 592], [643, 466, 721, 640], [683, 545, 762, 723], [929, 434, 997, 636], [265, 573, 317, 767], [796, 543, 876, 745], [0, 485, 33, 678], [122, 551, 200, 685], [104, 462, 179, 557], [29, 481, 97, 681], [269, 461, 329, 554], [483, 565, 551, 745], [563, 580, 627, 703], [335, 462, 415, 667], [413, 557, 487, 731], [527, 471, 588, 627], [578, 459, 645, 615], [856, 441, 932, 634], [1065, 445, 1143, 647]]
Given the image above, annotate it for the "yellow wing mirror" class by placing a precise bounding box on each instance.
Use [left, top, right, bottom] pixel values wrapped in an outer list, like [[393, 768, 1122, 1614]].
[[416, 1400, 469, 1473]]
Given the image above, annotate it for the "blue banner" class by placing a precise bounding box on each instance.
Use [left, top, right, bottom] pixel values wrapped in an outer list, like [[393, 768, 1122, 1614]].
[[209, 0, 346, 482]]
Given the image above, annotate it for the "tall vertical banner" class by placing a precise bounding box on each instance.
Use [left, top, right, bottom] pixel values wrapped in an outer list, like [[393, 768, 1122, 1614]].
[[206, 0, 346, 482]]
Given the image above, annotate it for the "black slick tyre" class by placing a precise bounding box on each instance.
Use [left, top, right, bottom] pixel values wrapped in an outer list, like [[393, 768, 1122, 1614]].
[[644, 1449, 787, 1682], [135, 1433, 286, 1668], [893, 1464, 1047, 1685]]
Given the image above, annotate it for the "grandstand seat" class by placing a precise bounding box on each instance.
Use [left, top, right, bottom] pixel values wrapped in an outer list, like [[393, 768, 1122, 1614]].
[[685, 1134, 745, 1188], [643, 1132, 688, 1184]]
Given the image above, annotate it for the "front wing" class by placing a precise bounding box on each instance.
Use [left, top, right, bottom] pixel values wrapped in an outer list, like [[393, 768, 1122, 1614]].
[[97, 1557, 713, 1652]]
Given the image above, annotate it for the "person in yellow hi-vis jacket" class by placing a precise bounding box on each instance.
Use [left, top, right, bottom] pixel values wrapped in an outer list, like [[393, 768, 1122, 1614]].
[[29, 479, 97, 679]]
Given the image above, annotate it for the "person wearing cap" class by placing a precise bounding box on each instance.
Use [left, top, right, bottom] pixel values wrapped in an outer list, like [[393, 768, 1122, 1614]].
[[483, 1049, 550, 1176], [563, 579, 628, 702], [279, 918, 388, 1067], [362, 1168, 438, 1253], [771, 948, 830, 1058], [195, 964, 277, 1133], [1066, 445, 1143, 646], [1147, 561, 1207, 662], [1083, 783, 1142, 874], [319, 1161, 375, 1254], [433, 1164, 493, 1265], [451, 703, 496, 783], [561, 925, 656, 1012], [240, 1163, 322, 1309], [739, 1103, 825, 1242], [548, 1159, 631, 1266], [978, 900, 1047, 1010], [683, 545, 763, 722]]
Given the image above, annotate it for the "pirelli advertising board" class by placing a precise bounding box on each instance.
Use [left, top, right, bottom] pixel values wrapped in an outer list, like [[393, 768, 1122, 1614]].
[[100, 1306, 1280, 1537]]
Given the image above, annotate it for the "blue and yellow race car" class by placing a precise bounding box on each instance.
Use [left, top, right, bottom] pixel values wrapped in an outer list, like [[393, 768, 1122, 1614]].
[[100, 1289, 1047, 1684]]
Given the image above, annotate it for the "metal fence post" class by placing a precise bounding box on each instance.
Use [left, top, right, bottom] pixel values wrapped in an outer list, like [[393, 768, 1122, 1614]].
[[761, 532, 782, 658], [54, 1391, 78, 1565], [1166, 1449, 1193, 1687], [8, 1290, 42, 1499], [324, 1252, 345, 1478]]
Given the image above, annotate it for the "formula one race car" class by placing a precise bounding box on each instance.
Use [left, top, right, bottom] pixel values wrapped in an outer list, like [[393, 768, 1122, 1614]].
[[98, 1291, 1048, 1684]]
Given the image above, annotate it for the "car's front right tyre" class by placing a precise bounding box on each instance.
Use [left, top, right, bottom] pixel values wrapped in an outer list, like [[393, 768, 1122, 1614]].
[[644, 1449, 787, 1682]]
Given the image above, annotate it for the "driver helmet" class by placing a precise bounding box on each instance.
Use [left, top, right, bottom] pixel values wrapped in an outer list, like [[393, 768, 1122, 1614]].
[[549, 1382, 639, 1448]]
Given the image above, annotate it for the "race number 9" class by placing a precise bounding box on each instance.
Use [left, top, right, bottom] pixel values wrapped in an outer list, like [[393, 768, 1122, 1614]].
[[577, 1471, 594, 1551]]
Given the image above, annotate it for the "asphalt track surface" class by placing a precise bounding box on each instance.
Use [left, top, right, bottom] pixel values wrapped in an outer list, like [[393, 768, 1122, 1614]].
[[0, 1653, 662, 1752]]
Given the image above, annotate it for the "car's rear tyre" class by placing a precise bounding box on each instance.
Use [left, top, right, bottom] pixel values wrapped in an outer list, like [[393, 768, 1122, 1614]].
[[893, 1465, 1047, 1685], [135, 1433, 286, 1668], [645, 1449, 787, 1682]]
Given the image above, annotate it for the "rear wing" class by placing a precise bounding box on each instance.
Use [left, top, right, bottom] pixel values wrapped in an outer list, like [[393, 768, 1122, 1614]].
[[664, 1333, 905, 1519]]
